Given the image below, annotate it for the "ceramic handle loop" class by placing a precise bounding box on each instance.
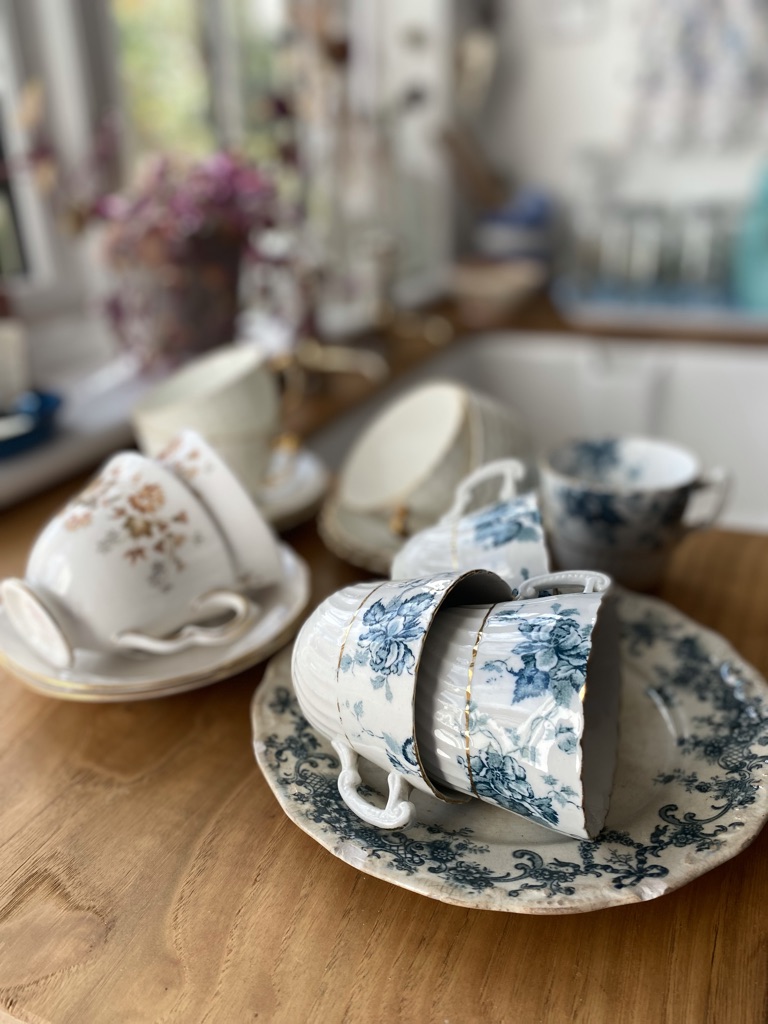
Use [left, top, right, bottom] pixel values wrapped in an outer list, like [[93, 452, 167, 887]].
[[332, 739, 415, 829], [114, 589, 255, 655], [518, 570, 612, 599], [446, 458, 526, 520], [683, 468, 730, 532]]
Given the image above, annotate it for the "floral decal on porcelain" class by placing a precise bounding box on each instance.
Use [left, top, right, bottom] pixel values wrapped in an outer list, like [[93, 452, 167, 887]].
[[471, 500, 543, 550], [484, 604, 592, 706], [258, 591, 768, 907], [465, 748, 562, 827], [347, 699, 421, 777], [158, 435, 214, 485], [339, 590, 434, 701], [561, 439, 622, 481], [63, 464, 202, 592], [555, 486, 689, 548]]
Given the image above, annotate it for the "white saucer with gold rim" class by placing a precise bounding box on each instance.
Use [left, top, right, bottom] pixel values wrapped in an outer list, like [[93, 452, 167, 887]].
[[317, 495, 405, 576]]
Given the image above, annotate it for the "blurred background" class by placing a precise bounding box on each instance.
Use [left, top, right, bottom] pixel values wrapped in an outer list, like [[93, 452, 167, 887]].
[[0, 0, 766, 528]]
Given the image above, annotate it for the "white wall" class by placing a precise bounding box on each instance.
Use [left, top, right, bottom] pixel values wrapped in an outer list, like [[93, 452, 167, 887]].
[[480, 0, 768, 205], [483, 0, 639, 197]]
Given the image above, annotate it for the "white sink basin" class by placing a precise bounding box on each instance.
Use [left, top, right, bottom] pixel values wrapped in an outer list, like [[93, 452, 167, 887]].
[[310, 331, 768, 533]]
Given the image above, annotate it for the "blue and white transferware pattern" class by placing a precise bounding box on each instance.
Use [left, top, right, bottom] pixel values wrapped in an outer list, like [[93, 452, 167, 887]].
[[253, 591, 768, 914], [419, 571, 619, 839], [540, 437, 728, 589], [391, 459, 549, 590], [291, 570, 513, 828]]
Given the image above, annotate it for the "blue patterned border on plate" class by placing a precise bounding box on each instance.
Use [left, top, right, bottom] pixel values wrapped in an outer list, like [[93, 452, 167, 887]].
[[252, 592, 768, 913]]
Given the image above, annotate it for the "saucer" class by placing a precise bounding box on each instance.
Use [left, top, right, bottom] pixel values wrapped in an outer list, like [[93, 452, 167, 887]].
[[258, 448, 329, 533], [318, 496, 404, 575], [0, 544, 310, 702], [252, 591, 768, 914]]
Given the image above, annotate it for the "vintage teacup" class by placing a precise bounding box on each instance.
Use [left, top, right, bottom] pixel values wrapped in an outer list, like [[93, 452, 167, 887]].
[[335, 380, 531, 536], [156, 429, 283, 590], [0, 451, 259, 669], [391, 459, 550, 589], [132, 344, 284, 498], [416, 570, 620, 839], [292, 569, 514, 829], [539, 437, 729, 590]]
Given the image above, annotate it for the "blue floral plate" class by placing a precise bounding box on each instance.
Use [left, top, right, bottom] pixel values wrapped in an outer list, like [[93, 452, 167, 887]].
[[251, 592, 768, 914]]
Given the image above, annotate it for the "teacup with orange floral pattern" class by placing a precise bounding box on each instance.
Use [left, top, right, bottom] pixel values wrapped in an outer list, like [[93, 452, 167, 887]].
[[0, 451, 258, 669]]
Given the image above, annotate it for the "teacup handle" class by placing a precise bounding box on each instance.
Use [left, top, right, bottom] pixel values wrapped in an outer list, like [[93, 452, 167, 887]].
[[518, 570, 612, 598], [683, 468, 730, 531], [114, 589, 255, 655], [445, 458, 526, 520], [332, 739, 415, 829]]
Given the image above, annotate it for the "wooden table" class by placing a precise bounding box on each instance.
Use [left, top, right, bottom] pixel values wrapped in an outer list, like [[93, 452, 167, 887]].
[[0, 472, 767, 1024]]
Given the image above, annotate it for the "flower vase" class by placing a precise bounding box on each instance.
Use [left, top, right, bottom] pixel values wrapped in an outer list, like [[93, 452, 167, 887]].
[[111, 230, 243, 370]]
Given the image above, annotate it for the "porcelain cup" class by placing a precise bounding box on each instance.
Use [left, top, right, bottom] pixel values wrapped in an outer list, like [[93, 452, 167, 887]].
[[416, 570, 620, 839], [132, 344, 288, 498], [156, 429, 283, 590], [291, 569, 514, 829], [0, 451, 259, 669], [391, 458, 550, 589], [336, 380, 531, 537], [539, 437, 729, 591]]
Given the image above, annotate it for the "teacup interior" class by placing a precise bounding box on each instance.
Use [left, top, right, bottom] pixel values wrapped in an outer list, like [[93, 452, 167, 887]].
[[338, 382, 466, 512], [549, 437, 700, 491]]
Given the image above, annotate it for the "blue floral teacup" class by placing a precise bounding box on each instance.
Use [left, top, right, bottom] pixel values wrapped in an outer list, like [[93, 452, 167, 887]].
[[391, 459, 550, 589], [540, 437, 729, 591], [291, 569, 513, 829], [416, 570, 620, 839]]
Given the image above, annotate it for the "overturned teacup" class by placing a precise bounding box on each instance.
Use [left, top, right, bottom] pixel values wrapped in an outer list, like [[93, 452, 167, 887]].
[[292, 569, 514, 829], [335, 380, 531, 537], [416, 570, 620, 839], [391, 459, 550, 589], [540, 437, 729, 590], [157, 429, 283, 590], [0, 451, 260, 669]]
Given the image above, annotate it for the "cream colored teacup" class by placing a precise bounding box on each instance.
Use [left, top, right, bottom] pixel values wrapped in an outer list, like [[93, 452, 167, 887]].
[[133, 344, 287, 498], [336, 380, 531, 537], [0, 452, 259, 669]]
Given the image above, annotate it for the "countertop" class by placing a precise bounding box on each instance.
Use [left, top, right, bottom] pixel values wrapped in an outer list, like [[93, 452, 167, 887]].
[[0, 485, 767, 1022], [0, 299, 767, 1023]]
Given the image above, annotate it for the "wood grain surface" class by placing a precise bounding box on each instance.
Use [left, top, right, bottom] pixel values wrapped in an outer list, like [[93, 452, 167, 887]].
[[0, 483, 767, 1024]]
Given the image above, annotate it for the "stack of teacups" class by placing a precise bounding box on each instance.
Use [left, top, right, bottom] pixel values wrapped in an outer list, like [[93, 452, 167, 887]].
[[132, 343, 330, 531], [133, 345, 281, 500], [292, 567, 620, 839], [323, 380, 532, 559], [0, 430, 304, 697]]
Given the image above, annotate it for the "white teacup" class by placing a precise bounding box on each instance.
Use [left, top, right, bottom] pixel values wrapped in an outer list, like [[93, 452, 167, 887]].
[[336, 381, 531, 536], [292, 569, 514, 829], [0, 452, 258, 669], [157, 429, 283, 590], [391, 459, 550, 589], [416, 571, 620, 839], [132, 344, 283, 498], [540, 437, 729, 591]]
